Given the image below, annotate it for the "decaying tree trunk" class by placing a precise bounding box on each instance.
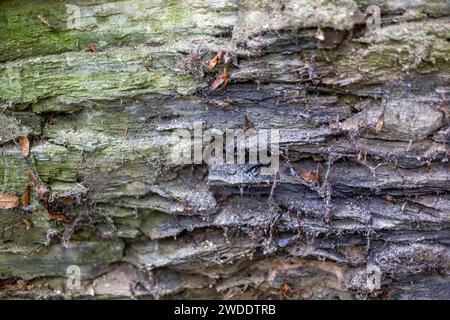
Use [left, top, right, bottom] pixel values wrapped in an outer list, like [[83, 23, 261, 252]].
[[0, 0, 449, 299]]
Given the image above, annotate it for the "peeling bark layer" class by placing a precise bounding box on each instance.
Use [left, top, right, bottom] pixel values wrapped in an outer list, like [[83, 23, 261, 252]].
[[0, 0, 449, 299]]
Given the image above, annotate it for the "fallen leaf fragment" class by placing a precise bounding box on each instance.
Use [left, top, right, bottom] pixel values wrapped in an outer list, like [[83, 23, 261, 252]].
[[208, 56, 220, 71], [48, 211, 65, 222], [299, 169, 318, 184], [37, 14, 53, 28], [88, 43, 97, 53], [0, 194, 20, 209], [208, 50, 224, 70], [210, 67, 229, 91], [3, 280, 35, 292], [21, 218, 32, 231], [21, 184, 31, 207], [18, 136, 30, 157], [280, 283, 294, 299], [374, 114, 384, 134]]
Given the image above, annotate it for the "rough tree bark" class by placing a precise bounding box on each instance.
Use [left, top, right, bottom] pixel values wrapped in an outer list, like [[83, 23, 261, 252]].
[[0, 0, 449, 299]]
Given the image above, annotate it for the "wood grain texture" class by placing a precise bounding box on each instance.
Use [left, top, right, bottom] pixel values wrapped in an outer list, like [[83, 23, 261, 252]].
[[0, 0, 449, 299]]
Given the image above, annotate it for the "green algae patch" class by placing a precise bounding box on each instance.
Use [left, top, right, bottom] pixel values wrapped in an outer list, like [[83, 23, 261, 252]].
[[0, 0, 237, 62], [0, 204, 51, 245], [0, 114, 28, 144], [0, 148, 29, 194], [0, 48, 206, 106], [0, 112, 43, 144], [0, 0, 77, 62], [32, 143, 82, 184]]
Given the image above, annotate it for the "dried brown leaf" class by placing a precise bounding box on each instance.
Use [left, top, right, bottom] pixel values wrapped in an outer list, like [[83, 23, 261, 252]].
[[374, 114, 384, 134], [48, 211, 65, 222], [37, 14, 53, 28], [88, 43, 97, 53], [210, 67, 229, 91], [280, 283, 294, 299], [299, 170, 318, 184], [0, 194, 20, 209], [18, 136, 30, 157], [21, 184, 31, 207], [3, 280, 35, 292], [208, 50, 224, 70], [21, 218, 32, 231], [208, 56, 220, 71]]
